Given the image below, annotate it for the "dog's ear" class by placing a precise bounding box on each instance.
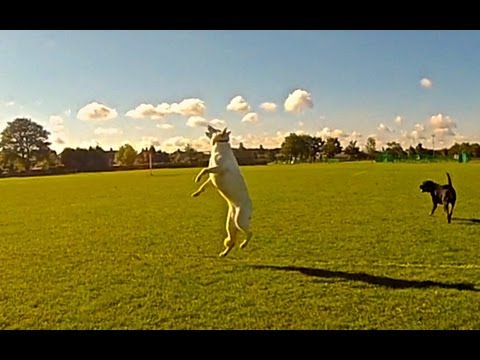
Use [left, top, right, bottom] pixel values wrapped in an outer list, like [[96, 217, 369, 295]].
[[206, 125, 220, 139], [222, 127, 228, 135]]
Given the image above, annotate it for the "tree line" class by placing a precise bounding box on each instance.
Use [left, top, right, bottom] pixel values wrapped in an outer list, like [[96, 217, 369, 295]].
[[0, 118, 270, 174], [278, 133, 375, 162], [1, 117, 479, 175], [278, 133, 480, 163]]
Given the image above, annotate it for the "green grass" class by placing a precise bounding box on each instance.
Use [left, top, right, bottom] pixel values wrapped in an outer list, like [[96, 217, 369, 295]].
[[1, 162, 480, 329]]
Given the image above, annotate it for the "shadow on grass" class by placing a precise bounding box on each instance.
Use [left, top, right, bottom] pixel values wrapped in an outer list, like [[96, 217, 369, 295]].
[[250, 265, 479, 292], [452, 217, 480, 225]]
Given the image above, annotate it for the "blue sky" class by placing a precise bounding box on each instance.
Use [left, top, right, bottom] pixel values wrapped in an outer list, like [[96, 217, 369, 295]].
[[1, 30, 480, 152]]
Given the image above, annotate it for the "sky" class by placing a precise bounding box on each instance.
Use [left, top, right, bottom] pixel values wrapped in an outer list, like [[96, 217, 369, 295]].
[[1, 30, 480, 153]]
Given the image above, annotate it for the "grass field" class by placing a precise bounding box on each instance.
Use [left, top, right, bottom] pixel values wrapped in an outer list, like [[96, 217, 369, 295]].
[[1, 161, 480, 329]]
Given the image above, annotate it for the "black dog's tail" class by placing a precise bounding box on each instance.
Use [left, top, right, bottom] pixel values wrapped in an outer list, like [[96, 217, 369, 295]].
[[446, 172, 453, 187]]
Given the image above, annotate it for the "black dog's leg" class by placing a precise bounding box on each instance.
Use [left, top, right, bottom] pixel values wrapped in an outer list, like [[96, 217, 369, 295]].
[[448, 203, 454, 224], [443, 203, 449, 213], [443, 203, 450, 223], [430, 201, 437, 216]]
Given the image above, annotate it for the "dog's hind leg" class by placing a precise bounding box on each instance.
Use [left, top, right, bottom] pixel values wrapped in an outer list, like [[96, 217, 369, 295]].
[[234, 207, 253, 249], [447, 203, 455, 224], [443, 203, 450, 223], [219, 204, 237, 257], [191, 178, 211, 197]]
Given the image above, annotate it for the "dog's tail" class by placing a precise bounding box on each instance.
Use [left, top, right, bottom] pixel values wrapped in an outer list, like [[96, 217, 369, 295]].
[[446, 172, 453, 187]]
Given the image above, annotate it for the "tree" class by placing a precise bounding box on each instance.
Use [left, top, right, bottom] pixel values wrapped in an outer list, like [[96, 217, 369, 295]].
[[407, 145, 417, 159], [344, 140, 361, 160], [0, 118, 51, 172], [323, 137, 342, 159], [116, 144, 138, 166], [301, 135, 324, 162], [60, 146, 112, 171], [472, 143, 480, 158], [365, 137, 376, 160], [281, 133, 310, 163], [385, 141, 406, 160]]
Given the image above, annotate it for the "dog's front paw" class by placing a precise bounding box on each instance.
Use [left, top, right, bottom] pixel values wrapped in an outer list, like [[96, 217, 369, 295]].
[[239, 240, 249, 249], [218, 249, 231, 257], [194, 175, 202, 183], [191, 191, 199, 197]]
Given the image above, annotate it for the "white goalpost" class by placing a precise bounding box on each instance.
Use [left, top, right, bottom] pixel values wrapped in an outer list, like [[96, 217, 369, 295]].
[[149, 151, 153, 176]]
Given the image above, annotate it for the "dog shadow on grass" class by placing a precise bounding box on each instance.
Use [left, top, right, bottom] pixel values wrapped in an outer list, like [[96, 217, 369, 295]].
[[250, 265, 479, 292], [452, 217, 480, 225]]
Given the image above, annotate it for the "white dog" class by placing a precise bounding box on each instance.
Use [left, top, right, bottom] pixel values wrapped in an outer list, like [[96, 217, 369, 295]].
[[191, 126, 253, 257]]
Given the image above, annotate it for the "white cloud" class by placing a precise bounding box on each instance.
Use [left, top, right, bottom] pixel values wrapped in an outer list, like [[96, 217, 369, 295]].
[[330, 129, 348, 139], [394, 116, 403, 125], [411, 129, 427, 141], [401, 129, 425, 142], [377, 123, 393, 132], [284, 89, 313, 113], [241, 112, 259, 123], [186, 116, 210, 128], [190, 136, 211, 152], [429, 113, 456, 130], [157, 123, 174, 130], [434, 128, 456, 137], [49, 115, 64, 126], [398, 123, 428, 146], [93, 127, 123, 136], [140, 136, 162, 148], [125, 103, 168, 120], [186, 117, 228, 128], [48, 115, 65, 134], [414, 123, 425, 132], [135, 126, 143, 130], [4, 101, 15, 107], [294, 130, 307, 135], [126, 98, 206, 119], [170, 98, 206, 116], [343, 131, 364, 148], [229, 132, 286, 149], [349, 131, 363, 139], [55, 137, 65, 145], [64, 109, 72, 117], [259, 102, 277, 112], [316, 127, 349, 139], [420, 77, 432, 89], [160, 136, 190, 152], [77, 102, 118, 122], [298, 121, 304, 127], [210, 118, 226, 126], [227, 96, 251, 112]]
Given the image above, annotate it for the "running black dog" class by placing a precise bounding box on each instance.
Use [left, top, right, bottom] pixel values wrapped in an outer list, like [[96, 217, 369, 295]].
[[419, 172, 456, 223]]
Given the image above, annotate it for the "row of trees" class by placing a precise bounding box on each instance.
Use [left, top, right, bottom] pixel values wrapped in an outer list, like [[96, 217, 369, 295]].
[[0, 118, 214, 172], [1, 117, 480, 174], [279, 132, 480, 162], [279, 133, 376, 162]]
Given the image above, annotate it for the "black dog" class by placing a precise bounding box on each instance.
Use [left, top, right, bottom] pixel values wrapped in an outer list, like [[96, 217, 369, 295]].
[[419, 172, 456, 223]]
